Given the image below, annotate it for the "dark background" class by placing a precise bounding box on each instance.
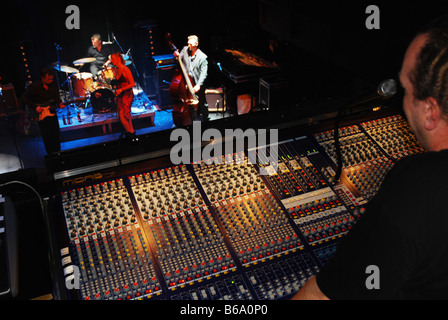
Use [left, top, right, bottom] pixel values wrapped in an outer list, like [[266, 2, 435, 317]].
[[1, 0, 447, 105]]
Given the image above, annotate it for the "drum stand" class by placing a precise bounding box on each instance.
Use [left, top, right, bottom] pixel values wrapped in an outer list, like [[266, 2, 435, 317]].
[[61, 71, 83, 124]]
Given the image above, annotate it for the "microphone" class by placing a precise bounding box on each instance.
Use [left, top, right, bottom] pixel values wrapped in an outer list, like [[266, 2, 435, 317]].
[[348, 79, 397, 107], [378, 78, 398, 97], [216, 62, 222, 72]]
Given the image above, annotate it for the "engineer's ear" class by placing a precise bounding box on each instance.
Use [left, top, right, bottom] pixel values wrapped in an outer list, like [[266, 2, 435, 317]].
[[424, 96, 442, 131]]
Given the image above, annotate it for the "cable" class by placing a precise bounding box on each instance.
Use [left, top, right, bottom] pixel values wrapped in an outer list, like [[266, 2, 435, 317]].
[[0, 180, 44, 214], [118, 132, 125, 166], [0, 180, 54, 298]]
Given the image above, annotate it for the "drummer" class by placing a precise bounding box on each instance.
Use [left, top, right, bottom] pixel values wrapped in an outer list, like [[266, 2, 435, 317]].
[[87, 33, 115, 76]]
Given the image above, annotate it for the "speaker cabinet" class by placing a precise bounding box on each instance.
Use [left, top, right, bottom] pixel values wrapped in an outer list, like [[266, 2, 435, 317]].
[[205, 88, 226, 112], [259, 75, 289, 110], [158, 86, 173, 110], [153, 54, 176, 109], [0, 84, 19, 115]]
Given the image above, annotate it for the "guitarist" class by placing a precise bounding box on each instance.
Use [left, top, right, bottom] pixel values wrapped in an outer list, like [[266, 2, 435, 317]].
[[22, 68, 65, 154], [174, 35, 209, 121]]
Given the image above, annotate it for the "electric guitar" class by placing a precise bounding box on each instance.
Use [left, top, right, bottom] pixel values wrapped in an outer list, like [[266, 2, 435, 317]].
[[36, 98, 84, 121]]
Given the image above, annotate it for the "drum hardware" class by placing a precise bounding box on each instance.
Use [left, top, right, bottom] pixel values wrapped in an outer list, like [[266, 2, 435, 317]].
[[73, 57, 97, 67], [113, 35, 139, 78], [51, 64, 79, 74], [51, 60, 87, 123], [88, 83, 116, 114], [50, 47, 108, 122], [98, 66, 116, 85]]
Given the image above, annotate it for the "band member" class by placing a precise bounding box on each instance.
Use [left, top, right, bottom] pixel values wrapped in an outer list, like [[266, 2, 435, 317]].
[[109, 52, 138, 143], [22, 68, 65, 154], [87, 34, 115, 76], [175, 35, 209, 121]]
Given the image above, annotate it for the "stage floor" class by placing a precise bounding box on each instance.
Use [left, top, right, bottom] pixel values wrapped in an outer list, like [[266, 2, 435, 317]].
[[57, 86, 156, 141]]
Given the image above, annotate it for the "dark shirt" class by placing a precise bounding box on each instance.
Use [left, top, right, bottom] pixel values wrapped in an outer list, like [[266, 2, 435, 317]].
[[316, 150, 448, 299], [87, 43, 116, 71], [22, 80, 61, 119]]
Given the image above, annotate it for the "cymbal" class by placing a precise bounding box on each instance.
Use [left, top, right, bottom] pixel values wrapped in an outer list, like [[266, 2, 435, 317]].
[[73, 57, 96, 65], [51, 64, 79, 73], [125, 60, 132, 66]]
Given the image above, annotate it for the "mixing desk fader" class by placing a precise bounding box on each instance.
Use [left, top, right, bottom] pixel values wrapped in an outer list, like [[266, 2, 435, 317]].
[[193, 152, 302, 265], [129, 165, 237, 291], [60, 179, 161, 300], [314, 114, 424, 202], [53, 112, 424, 300], [360, 115, 424, 160]]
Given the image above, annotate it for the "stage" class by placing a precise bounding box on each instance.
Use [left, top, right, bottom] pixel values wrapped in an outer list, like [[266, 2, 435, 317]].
[[57, 85, 157, 142]]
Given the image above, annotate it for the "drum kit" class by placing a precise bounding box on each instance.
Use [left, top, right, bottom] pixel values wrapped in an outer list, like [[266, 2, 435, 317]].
[[51, 54, 131, 114]]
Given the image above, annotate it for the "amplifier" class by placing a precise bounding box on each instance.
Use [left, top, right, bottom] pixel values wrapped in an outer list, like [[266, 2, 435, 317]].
[[157, 86, 174, 109], [152, 53, 175, 68], [259, 75, 290, 110], [0, 84, 19, 116], [153, 54, 175, 109], [205, 88, 226, 112]]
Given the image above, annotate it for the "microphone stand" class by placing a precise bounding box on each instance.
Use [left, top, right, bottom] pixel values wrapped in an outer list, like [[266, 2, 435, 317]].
[[113, 35, 140, 78], [215, 62, 227, 118], [54, 43, 62, 93], [332, 79, 397, 182]]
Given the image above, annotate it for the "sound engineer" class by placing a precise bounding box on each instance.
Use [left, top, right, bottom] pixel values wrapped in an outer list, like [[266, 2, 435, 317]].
[[292, 15, 448, 300]]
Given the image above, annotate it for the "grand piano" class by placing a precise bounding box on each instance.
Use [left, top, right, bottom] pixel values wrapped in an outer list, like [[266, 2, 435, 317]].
[[209, 49, 287, 114]]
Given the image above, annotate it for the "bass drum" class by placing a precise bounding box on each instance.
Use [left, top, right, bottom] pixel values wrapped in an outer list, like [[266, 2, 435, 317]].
[[88, 84, 116, 113], [72, 72, 93, 97]]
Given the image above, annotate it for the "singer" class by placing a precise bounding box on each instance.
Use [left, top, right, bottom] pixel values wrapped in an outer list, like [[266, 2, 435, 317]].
[[109, 52, 138, 144]]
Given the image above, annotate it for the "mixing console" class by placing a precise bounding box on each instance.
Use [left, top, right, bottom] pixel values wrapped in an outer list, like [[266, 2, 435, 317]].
[[314, 114, 423, 201], [61, 179, 162, 300], [360, 115, 424, 160], [193, 152, 301, 266], [130, 166, 236, 291], [54, 112, 424, 300]]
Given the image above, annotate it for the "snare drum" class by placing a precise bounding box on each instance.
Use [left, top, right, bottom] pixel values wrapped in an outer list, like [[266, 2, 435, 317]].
[[72, 72, 93, 97], [88, 83, 116, 113], [100, 66, 116, 84]]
